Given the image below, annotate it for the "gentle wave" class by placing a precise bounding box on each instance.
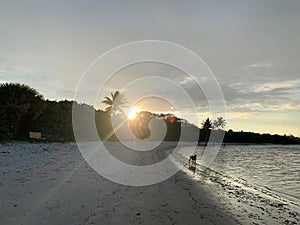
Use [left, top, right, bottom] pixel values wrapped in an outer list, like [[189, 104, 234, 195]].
[[195, 145, 300, 201]]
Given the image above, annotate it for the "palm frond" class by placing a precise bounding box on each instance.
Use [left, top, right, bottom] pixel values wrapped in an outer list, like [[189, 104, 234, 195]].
[[105, 106, 112, 112], [102, 99, 113, 104], [102, 91, 128, 115]]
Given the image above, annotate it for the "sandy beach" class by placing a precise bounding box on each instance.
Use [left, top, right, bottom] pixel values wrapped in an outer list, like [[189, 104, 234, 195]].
[[0, 142, 299, 225]]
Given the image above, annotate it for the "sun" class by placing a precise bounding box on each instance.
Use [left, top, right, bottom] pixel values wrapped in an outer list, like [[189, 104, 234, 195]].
[[127, 107, 140, 120]]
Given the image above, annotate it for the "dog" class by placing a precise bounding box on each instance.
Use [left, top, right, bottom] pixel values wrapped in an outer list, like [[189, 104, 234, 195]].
[[188, 154, 197, 172]]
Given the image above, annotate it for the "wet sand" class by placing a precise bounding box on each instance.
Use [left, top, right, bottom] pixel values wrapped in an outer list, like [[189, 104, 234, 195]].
[[0, 142, 299, 225]]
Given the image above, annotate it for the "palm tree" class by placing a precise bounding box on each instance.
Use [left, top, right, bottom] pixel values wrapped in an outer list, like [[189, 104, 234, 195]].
[[201, 118, 212, 130], [102, 91, 128, 115], [212, 117, 227, 129], [200, 118, 212, 146]]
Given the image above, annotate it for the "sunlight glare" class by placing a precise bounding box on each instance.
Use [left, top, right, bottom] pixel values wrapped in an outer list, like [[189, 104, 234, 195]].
[[128, 107, 140, 120]]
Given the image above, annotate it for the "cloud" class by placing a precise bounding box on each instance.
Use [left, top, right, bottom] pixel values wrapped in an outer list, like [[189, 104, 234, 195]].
[[0, 64, 74, 100], [228, 102, 300, 113], [226, 111, 254, 119], [220, 77, 300, 116], [246, 63, 273, 69], [252, 79, 300, 92]]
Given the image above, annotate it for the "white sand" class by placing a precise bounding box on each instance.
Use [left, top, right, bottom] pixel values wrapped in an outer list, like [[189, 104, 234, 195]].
[[0, 142, 299, 225]]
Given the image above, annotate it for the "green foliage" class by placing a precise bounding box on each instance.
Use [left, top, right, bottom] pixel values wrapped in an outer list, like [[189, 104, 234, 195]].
[[129, 111, 152, 139], [0, 104, 24, 140], [31, 100, 74, 142], [95, 110, 117, 141], [0, 83, 44, 141], [224, 130, 300, 144], [0, 83, 43, 105], [128, 111, 181, 141]]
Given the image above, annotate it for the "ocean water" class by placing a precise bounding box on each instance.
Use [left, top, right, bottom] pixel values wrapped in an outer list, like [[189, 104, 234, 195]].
[[196, 145, 300, 200]]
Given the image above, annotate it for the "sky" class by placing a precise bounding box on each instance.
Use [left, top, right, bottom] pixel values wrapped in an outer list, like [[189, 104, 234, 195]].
[[0, 0, 300, 136]]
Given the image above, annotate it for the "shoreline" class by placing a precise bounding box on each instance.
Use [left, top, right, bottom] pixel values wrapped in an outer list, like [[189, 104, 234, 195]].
[[3, 140, 300, 146], [188, 164, 300, 212], [0, 142, 299, 225]]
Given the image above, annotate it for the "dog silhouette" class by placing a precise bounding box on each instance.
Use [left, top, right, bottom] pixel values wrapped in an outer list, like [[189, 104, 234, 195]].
[[188, 154, 197, 172]]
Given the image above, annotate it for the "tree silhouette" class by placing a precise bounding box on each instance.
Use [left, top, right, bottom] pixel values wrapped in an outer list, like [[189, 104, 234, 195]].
[[200, 118, 212, 145], [0, 83, 43, 107], [102, 91, 128, 115], [212, 117, 227, 129], [201, 118, 212, 130], [0, 83, 44, 140]]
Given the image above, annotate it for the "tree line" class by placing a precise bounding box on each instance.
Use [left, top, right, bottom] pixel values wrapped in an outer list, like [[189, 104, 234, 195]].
[[0, 83, 299, 144]]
